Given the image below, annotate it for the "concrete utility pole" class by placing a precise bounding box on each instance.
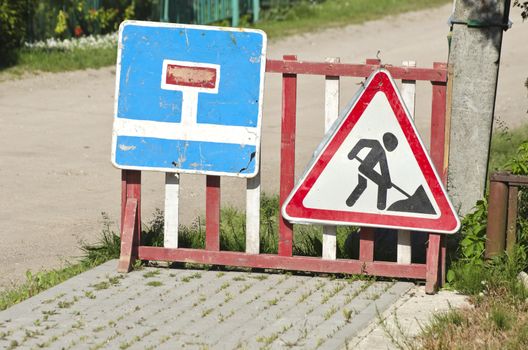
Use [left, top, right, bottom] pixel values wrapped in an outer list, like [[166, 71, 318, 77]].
[[447, 0, 511, 216]]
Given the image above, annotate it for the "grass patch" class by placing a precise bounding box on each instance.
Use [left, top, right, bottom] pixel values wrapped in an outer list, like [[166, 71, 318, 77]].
[[256, 0, 449, 39], [415, 249, 528, 348], [0, 263, 94, 311], [489, 124, 528, 172], [0, 214, 124, 310], [417, 287, 528, 349], [0, 46, 117, 78], [414, 120, 528, 348]]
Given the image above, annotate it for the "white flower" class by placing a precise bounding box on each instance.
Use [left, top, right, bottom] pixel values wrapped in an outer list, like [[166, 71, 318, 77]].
[[25, 32, 118, 51]]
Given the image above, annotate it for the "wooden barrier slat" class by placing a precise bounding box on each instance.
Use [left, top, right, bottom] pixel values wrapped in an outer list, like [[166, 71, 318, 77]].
[[164, 173, 180, 248], [359, 227, 375, 262], [397, 60, 416, 265], [506, 186, 519, 253], [206, 175, 221, 251], [265, 59, 447, 82], [246, 171, 261, 254], [138, 246, 427, 279], [322, 57, 340, 260], [426, 66, 448, 292], [357, 58, 380, 265], [431, 62, 448, 179], [490, 173, 528, 185], [278, 55, 298, 257]]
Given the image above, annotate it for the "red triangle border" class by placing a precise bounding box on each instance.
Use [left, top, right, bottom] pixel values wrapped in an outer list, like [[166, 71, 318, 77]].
[[282, 69, 460, 234]]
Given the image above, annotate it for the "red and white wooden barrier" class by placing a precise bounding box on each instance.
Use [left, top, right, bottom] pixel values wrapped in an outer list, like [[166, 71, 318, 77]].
[[118, 57, 449, 294]]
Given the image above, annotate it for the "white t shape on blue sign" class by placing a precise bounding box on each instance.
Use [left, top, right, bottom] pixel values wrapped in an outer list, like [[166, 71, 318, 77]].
[[111, 21, 267, 177]]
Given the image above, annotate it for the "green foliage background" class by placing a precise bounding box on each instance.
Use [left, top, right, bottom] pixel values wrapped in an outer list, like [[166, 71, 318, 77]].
[[0, 0, 29, 65]]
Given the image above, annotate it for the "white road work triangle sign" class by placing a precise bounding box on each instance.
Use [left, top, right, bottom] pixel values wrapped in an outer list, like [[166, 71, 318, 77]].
[[282, 69, 460, 234]]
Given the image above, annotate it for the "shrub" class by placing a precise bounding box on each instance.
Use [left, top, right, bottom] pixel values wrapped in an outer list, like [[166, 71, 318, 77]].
[[0, 0, 29, 65]]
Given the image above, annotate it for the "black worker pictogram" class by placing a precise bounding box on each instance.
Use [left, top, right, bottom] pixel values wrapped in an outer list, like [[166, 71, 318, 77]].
[[346, 132, 437, 214]]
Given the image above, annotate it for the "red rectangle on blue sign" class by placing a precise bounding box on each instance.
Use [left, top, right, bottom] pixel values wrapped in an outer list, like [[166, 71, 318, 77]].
[[165, 64, 217, 89]]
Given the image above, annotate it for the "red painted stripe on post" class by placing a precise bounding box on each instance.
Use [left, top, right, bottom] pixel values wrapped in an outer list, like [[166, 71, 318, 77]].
[[429, 62, 448, 289], [138, 247, 427, 279], [206, 175, 221, 251], [265, 59, 447, 82], [279, 55, 298, 257], [359, 228, 375, 262], [430, 62, 448, 181], [165, 64, 217, 89], [121, 171, 127, 234]]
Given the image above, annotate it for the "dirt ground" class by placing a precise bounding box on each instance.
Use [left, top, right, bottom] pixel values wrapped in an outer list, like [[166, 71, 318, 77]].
[[1, 4, 526, 287]]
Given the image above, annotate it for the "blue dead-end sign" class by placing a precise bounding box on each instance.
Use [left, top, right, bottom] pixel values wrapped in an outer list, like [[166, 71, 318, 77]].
[[111, 21, 267, 177]]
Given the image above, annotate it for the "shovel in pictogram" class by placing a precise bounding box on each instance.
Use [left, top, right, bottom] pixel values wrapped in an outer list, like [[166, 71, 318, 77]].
[[350, 152, 436, 215], [386, 184, 436, 215]]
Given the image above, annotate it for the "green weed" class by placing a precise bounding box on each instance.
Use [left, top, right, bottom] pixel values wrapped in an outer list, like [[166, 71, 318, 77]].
[[256, 332, 279, 345], [323, 305, 338, 320], [201, 308, 214, 318], [142, 270, 161, 278], [490, 306, 512, 331], [57, 300, 74, 309], [342, 308, 354, 322], [7, 340, 18, 350], [146, 281, 163, 287], [239, 283, 252, 294], [267, 297, 279, 306], [93, 325, 105, 333], [181, 272, 202, 283], [91, 281, 109, 290], [217, 282, 230, 291], [249, 274, 268, 281], [224, 292, 233, 303], [297, 291, 312, 304]]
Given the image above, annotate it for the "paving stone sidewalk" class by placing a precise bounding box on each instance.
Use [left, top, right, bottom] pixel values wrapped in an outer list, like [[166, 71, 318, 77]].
[[0, 260, 416, 349]]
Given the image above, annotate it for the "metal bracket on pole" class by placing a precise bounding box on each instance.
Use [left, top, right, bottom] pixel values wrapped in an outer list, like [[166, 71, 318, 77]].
[[449, 18, 512, 30]]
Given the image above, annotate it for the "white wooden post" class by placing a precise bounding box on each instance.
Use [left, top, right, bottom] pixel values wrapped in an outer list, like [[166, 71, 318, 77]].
[[246, 170, 261, 254], [397, 60, 416, 264], [322, 57, 340, 260], [164, 172, 180, 248]]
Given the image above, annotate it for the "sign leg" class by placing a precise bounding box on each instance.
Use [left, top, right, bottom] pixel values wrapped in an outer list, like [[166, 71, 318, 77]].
[[118, 170, 141, 273], [425, 233, 441, 294]]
